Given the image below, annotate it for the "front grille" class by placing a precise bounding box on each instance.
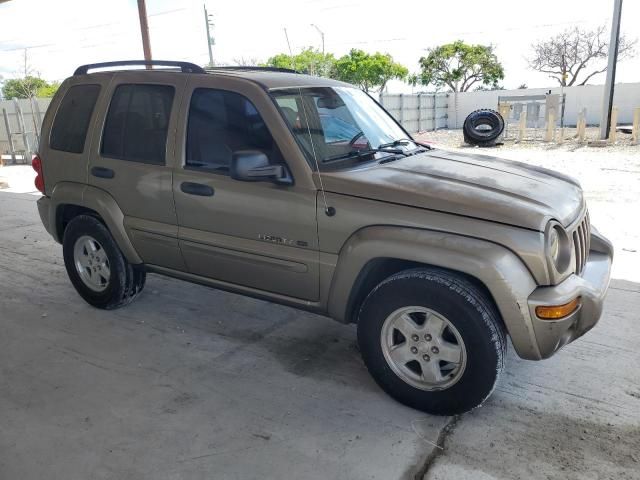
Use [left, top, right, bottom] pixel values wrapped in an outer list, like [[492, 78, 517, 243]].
[[572, 210, 591, 275]]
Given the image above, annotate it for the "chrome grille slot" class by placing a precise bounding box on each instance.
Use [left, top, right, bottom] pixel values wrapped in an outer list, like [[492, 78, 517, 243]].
[[573, 231, 582, 273], [572, 211, 591, 275]]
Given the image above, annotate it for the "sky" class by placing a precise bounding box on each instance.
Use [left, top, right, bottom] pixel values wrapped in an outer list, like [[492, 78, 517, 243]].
[[1, 0, 639, 93]]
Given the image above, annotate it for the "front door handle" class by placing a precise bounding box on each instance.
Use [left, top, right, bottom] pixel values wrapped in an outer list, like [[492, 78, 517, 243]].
[[180, 182, 214, 197], [91, 166, 115, 179]]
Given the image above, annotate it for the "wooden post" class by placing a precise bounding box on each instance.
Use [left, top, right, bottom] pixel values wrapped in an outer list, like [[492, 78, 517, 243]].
[[432, 94, 437, 131], [29, 98, 40, 147], [498, 103, 510, 139], [30, 97, 42, 142], [545, 108, 556, 142], [14, 98, 30, 159], [498, 103, 510, 118], [632, 107, 640, 145], [577, 108, 587, 143], [2, 108, 16, 163], [517, 109, 526, 143], [608, 106, 618, 143]]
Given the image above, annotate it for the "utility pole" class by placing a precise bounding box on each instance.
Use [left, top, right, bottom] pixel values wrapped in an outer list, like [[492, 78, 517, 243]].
[[311, 24, 325, 55], [600, 0, 623, 139], [136, 0, 152, 64], [203, 4, 215, 67]]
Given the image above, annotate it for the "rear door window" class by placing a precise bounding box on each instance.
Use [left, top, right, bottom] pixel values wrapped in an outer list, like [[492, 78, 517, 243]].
[[50, 84, 101, 153], [101, 84, 175, 165]]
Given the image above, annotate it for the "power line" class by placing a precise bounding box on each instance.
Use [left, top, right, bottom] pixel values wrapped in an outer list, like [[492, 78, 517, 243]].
[[0, 7, 187, 52]]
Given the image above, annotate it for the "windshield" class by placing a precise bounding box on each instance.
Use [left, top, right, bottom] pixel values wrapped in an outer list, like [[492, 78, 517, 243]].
[[272, 86, 419, 170]]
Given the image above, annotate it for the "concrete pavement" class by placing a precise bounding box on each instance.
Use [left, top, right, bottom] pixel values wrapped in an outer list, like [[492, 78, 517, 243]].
[[425, 279, 640, 480], [0, 190, 447, 480], [0, 184, 639, 479]]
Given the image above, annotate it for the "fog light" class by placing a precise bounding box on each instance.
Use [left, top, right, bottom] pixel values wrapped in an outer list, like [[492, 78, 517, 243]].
[[535, 297, 581, 320]]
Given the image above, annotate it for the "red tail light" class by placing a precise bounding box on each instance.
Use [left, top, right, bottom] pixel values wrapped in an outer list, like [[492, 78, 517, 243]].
[[32, 155, 45, 194]]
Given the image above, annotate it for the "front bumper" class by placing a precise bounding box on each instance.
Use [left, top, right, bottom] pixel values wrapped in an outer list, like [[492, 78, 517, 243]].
[[527, 229, 613, 359]]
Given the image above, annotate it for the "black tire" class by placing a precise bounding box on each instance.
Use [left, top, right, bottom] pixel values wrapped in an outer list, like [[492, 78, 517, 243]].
[[62, 215, 145, 309], [463, 109, 505, 146], [119, 262, 147, 307], [357, 267, 506, 415], [128, 264, 147, 301]]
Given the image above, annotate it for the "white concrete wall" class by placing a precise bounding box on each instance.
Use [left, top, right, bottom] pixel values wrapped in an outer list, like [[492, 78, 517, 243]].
[[447, 82, 640, 128]]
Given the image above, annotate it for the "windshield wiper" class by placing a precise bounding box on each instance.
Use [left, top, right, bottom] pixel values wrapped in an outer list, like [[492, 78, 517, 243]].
[[378, 138, 417, 149], [324, 148, 404, 163]]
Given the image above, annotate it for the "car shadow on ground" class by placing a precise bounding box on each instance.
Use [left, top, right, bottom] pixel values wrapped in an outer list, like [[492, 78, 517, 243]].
[[426, 277, 640, 479], [121, 272, 379, 394]]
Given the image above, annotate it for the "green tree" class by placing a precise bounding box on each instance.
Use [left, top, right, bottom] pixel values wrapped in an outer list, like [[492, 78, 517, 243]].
[[264, 47, 335, 77], [36, 81, 60, 98], [1, 76, 59, 99], [333, 49, 408, 93], [415, 41, 504, 92]]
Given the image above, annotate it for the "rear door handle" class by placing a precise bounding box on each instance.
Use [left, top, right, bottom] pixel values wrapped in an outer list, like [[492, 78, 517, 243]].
[[91, 166, 115, 179], [180, 182, 214, 197]]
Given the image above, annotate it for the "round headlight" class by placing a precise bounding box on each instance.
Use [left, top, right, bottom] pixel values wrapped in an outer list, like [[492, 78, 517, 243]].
[[546, 223, 570, 272]]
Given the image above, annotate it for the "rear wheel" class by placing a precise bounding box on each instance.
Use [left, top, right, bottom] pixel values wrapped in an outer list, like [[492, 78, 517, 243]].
[[63, 215, 145, 309], [357, 267, 506, 415]]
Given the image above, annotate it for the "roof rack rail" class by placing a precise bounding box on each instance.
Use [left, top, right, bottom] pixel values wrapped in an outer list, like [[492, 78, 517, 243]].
[[74, 60, 205, 75], [206, 66, 299, 74]]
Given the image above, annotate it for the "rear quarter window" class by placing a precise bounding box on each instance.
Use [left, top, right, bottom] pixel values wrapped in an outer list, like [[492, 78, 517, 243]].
[[49, 84, 101, 153]]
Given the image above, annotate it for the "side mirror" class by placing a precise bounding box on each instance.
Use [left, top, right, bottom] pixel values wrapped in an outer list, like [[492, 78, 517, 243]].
[[230, 150, 293, 185]]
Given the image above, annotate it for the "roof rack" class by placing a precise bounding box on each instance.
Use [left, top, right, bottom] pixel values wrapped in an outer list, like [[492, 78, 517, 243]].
[[205, 66, 299, 74], [74, 60, 205, 76]]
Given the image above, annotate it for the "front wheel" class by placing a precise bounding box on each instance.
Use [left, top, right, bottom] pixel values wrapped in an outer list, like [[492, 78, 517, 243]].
[[357, 268, 506, 415]]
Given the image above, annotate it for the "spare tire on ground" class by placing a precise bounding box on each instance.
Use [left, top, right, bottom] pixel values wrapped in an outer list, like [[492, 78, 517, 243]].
[[463, 109, 505, 146]]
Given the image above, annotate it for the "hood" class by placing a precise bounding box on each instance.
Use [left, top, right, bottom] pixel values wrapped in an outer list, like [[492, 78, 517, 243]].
[[321, 149, 584, 231]]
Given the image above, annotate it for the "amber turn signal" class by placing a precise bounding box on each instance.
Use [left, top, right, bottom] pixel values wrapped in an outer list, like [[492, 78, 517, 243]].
[[535, 297, 581, 320]]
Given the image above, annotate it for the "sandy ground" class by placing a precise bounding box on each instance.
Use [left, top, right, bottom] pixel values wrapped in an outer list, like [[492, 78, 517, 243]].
[[0, 138, 639, 479]]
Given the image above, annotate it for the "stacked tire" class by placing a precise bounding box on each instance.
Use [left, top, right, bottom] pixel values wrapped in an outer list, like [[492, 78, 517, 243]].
[[463, 109, 505, 147]]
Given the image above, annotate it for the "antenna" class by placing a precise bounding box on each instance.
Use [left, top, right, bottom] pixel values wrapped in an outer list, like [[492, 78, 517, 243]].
[[298, 88, 334, 217], [283, 27, 294, 70]]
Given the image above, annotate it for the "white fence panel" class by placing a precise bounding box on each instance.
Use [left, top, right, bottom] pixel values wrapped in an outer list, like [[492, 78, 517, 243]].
[[0, 98, 52, 160], [380, 93, 449, 133]]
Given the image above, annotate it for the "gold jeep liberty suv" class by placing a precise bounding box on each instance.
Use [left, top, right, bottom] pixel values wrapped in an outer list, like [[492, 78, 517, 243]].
[[34, 60, 613, 415]]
